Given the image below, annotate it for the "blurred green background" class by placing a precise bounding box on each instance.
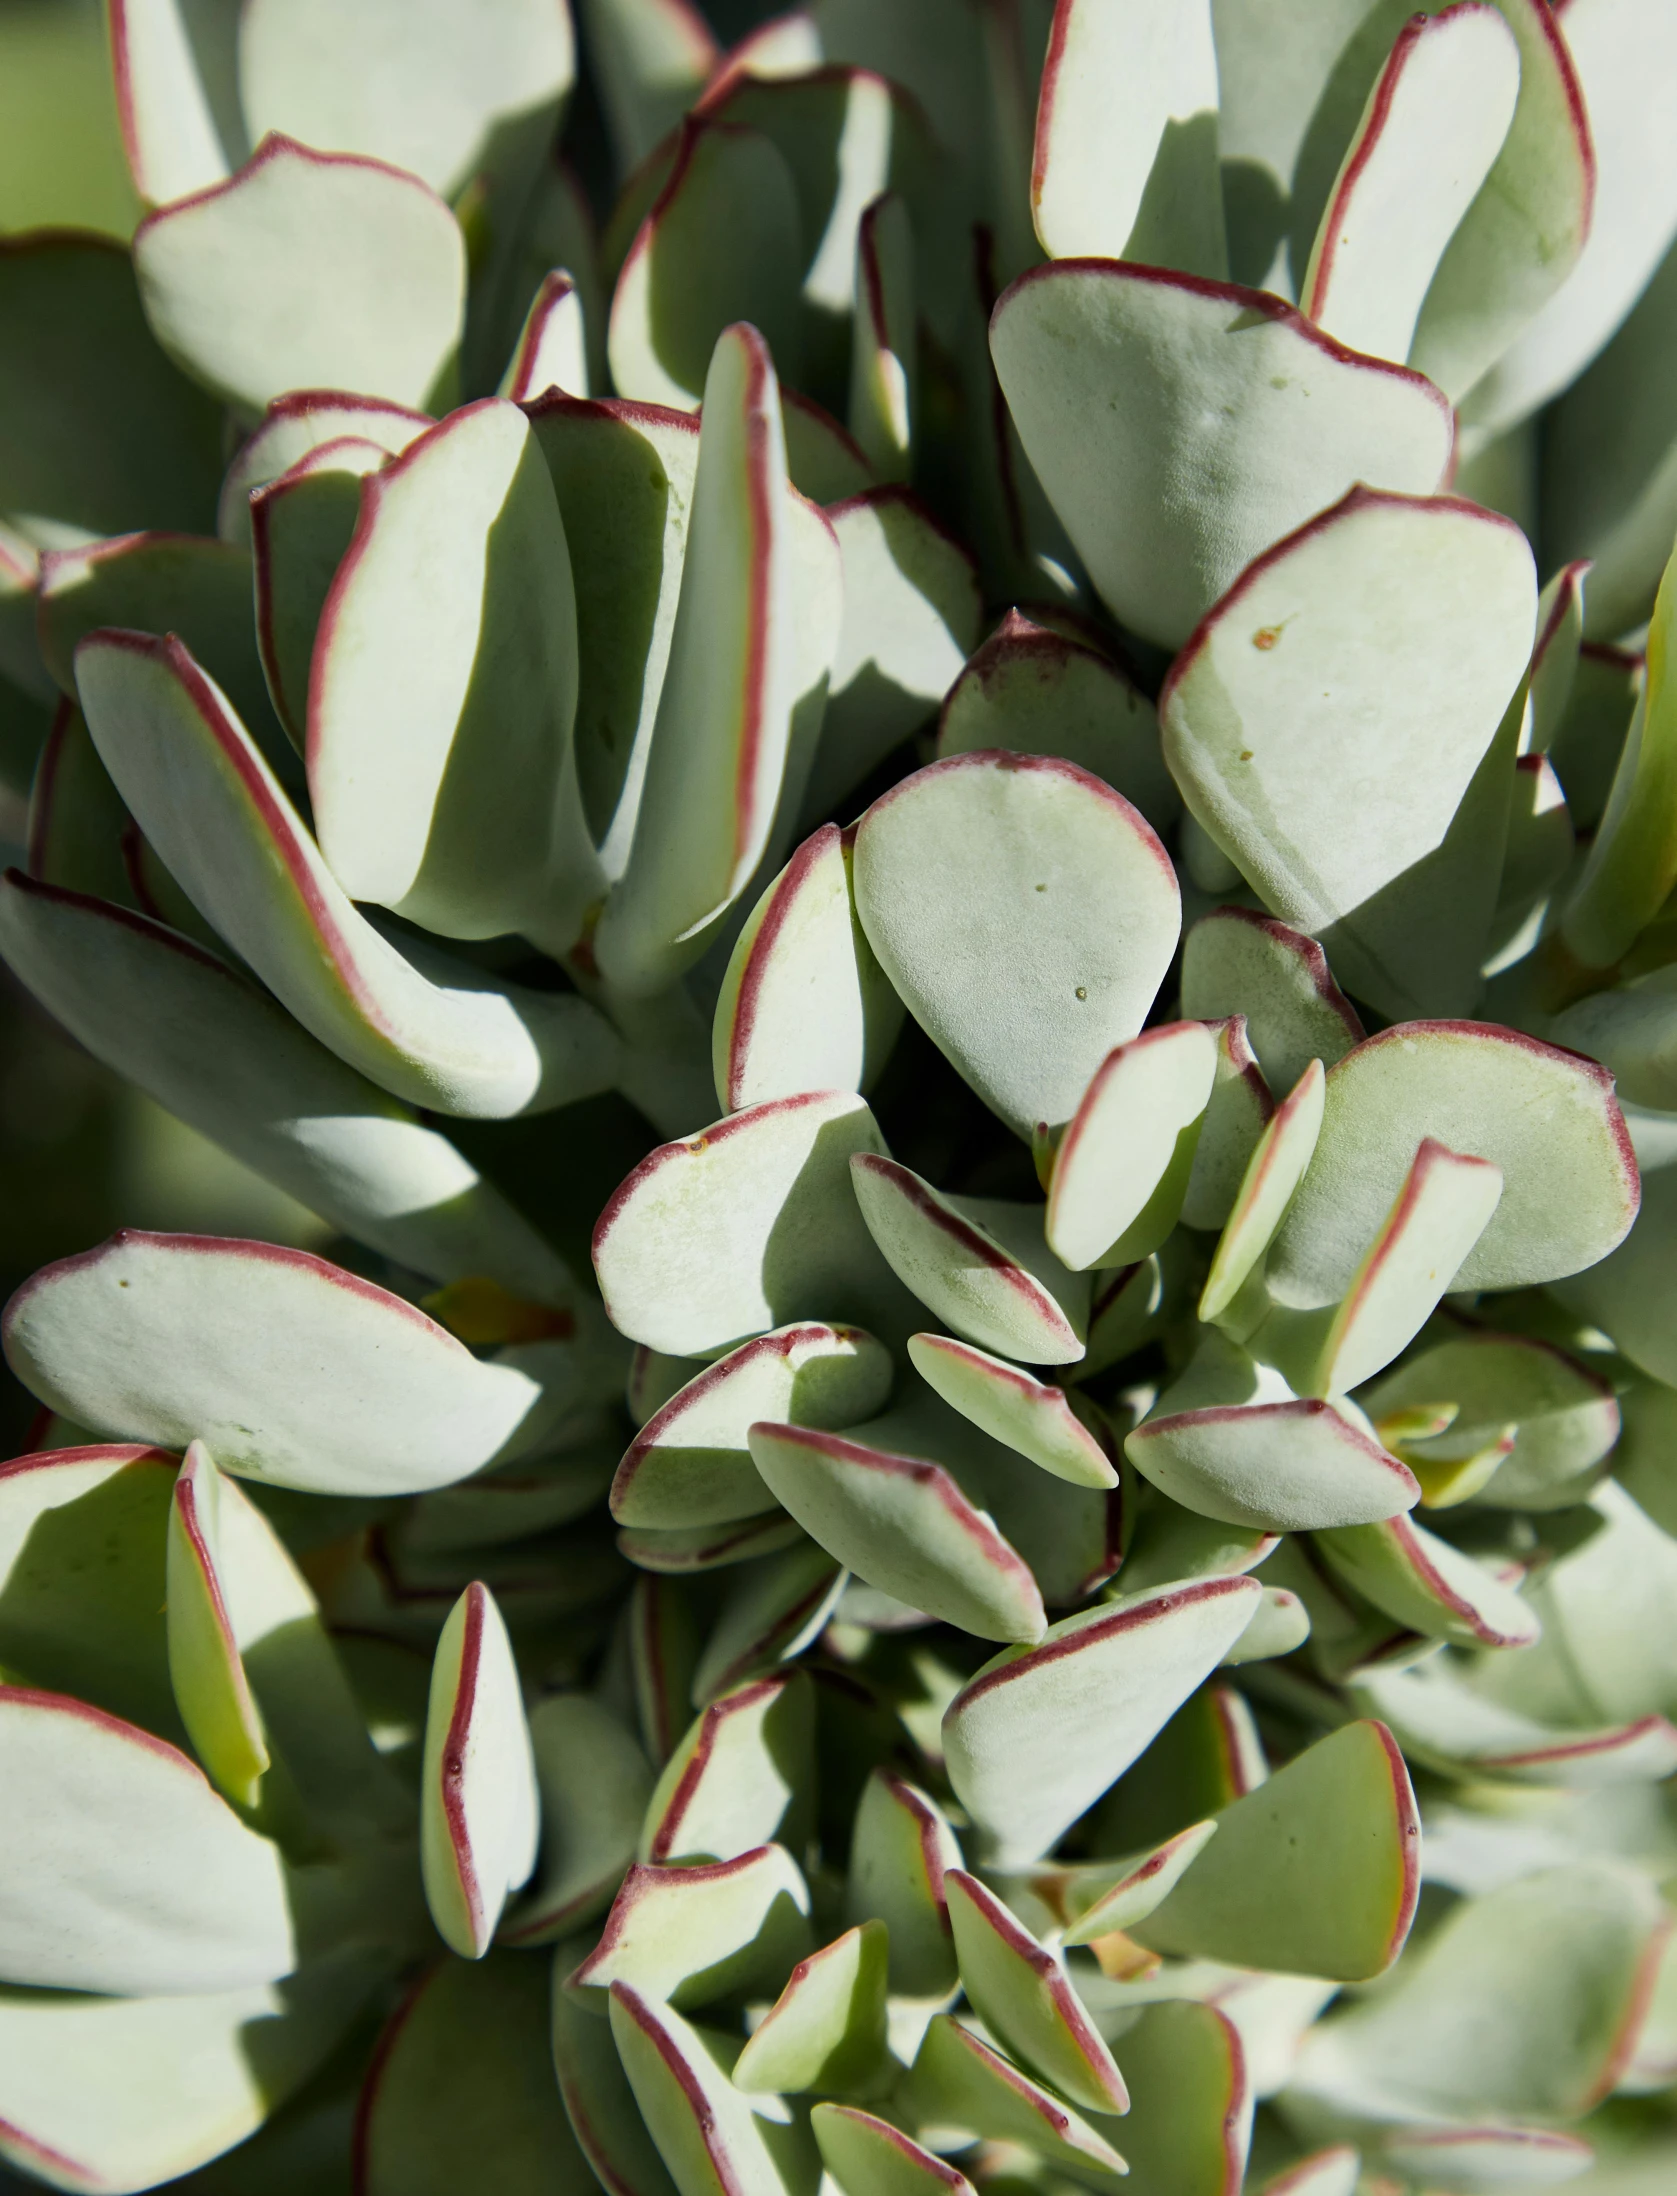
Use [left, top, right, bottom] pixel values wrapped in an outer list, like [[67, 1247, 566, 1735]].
[[0, 1, 333, 1448]]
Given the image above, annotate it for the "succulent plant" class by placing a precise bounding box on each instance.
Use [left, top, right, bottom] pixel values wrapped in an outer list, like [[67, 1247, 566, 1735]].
[[5, 1, 1677, 2193]]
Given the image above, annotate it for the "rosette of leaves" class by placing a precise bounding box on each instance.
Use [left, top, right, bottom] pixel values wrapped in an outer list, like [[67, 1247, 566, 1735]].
[[3, 1, 1677, 2194]]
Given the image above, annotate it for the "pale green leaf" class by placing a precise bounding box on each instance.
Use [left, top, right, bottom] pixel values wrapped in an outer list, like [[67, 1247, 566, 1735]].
[[1047, 1020, 1216, 1271], [1314, 1513, 1540, 1650], [1111, 2000, 1251, 2196], [1179, 909, 1363, 1100], [499, 268, 589, 401], [639, 1669, 811, 1863], [166, 1440, 268, 1808], [845, 1767, 963, 2000], [907, 1333, 1116, 1489], [900, 2013, 1126, 2183], [568, 1844, 811, 2010], [812, 2105, 975, 2195], [733, 1920, 890, 2096]]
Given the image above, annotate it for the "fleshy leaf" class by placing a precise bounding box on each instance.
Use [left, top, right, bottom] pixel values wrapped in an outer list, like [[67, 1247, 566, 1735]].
[[74, 629, 622, 1118], [251, 436, 387, 747], [990, 260, 1452, 649], [357, 1951, 588, 2196], [1047, 1021, 1217, 1270], [1287, 1864, 1667, 2125], [594, 327, 837, 993], [0, 1686, 294, 1994], [568, 1845, 811, 2009], [609, 1985, 815, 2195], [581, 0, 718, 170], [239, 0, 575, 200], [802, 489, 981, 824], [945, 1870, 1128, 2113], [592, 1092, 914, 1357], [1200, 1061, 1325, 1325], [853, 751, 1180, 1139], [851, 1156, 1088, 1366], [108, 0, 246, 203], [1314, 1513, 1541, 1650], [614, 1322, 893, 1530], [133, 136, 465, 416], [1093, 1680, 1268, 1858], [845, 1767, 963, 2000], [747, 1419, 1046, 1645], [1355, 1658, 1677, 1787], [1053, 1821, 1221, 1944], [1407, 0, 1595, 405], [942, 1575, 1264, 1866], [906, 1333, 1115, 1489], [552, 1965, 682, 2195], [900, 2013, 1126, 2182], [1266, 1023, 1638, 1306], [499, 268, 589, 401], [308, 396, 600, 953], [166, 1441, 268, 1808], [0, 875, 576, 1301], [499, 1694, 652, 1945], [620, 1514, 808, 1574], [1127, 1395, 1417, 1534], [1160, 488, 1535, 1018], [1031, 0, 1224, 275], [1135, 1720, 1420, 1980], [733, 1920, 890, 2096], [1222, 1585, 1312, 1665], [1111, 2000, 1251, 2196], [937, 609, 1178, 834], [218, 388, 428, 544], [639, 1670, 811, 1863], [1181, 1016, 1274, 1230], [1299, 7, 1519, 364], [608, 119, 803, 409], [812, 2105, 975, 2195], [1309, 1139, 1504, 1397], [3, 1230, 552, 1496], [420, 1583, 539, 1960], [713, 825, 904, 1114], [849, 193, 916, 480], [1179, 908, 1363, 1100]]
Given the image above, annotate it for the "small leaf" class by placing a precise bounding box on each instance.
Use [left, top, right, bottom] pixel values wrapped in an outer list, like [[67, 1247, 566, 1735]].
[[420, 1583, 539, 1959], [108, 0, 245, 203], [747, 1419, 1046, 1644], [734, 1920, 891, 2095], [907, 1333, 1115, 1489], [1355, 1657, 1677, 1787], [614, 1322, 893, 1530], [849, 193, 916, 479], [1127, 1394, 1418, 1533], [640, 1669, 811, 1864], [784, 391, 874, 503], [134, 136, 465, 416], [3, 1229, 552, 1496], [812, 2105, 975, 2195], [845, 1767, 963, 1999], [1135, 1720, 1420, 1981], [1221, 1586, 1312, 1665], [568, 1845, 811, 2011], [1258, 2149, 1361, 2196], [945, 1870, 1128, 2113], [900, 2013, 1126, 2182], [941, 1575, 1264, 1866], [609, 1984, 812, 2195], [620, 1514, 810, 1575], [583, 0, 718, 170], [852, 1155, 1088, 1365], [1267, 1022, 1638, 1305], [1314, 1513, 1541, 1649], [166, 1441, 269, 1809], [937, 608, 1179, 833], [990, 261, 1452, 648], [553, 1967, 681, 2195], [0, 1686, 294, 1994], [1053, 1821, 1221, 1944], [1309, 1139, 1504, 1396], [251, 436, 386, 746], [1380, 2128, 1594, 2191], [1180, 1016, 1273, 1231], [853, 750, 1180, 1138], [499, 268, 589, 401], [592, 1092, 912, 1358], [218, 390, 428, 545], [1047, 1021, 1217, 1270], [499, 1695, 653, 1945], [1180, 908, 1363, 1100], [1094, 1682, 1267, 1858], [712, 825, 904, 1115], [1200, 1061, 1325, 1324]]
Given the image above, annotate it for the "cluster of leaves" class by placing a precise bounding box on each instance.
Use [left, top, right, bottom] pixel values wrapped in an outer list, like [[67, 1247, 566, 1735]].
[[5, 2, 1677, 2194]]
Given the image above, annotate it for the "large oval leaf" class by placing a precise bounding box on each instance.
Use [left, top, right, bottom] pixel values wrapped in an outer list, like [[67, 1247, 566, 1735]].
[[3, 1230, 549, 1496], [990, 260, 1453, 648], [1127, 1398, 1417, 1533], [1265, 1023, 1638, 1306], [0, 1685, 294, 1994], [853, 751, 1180, 1139]]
